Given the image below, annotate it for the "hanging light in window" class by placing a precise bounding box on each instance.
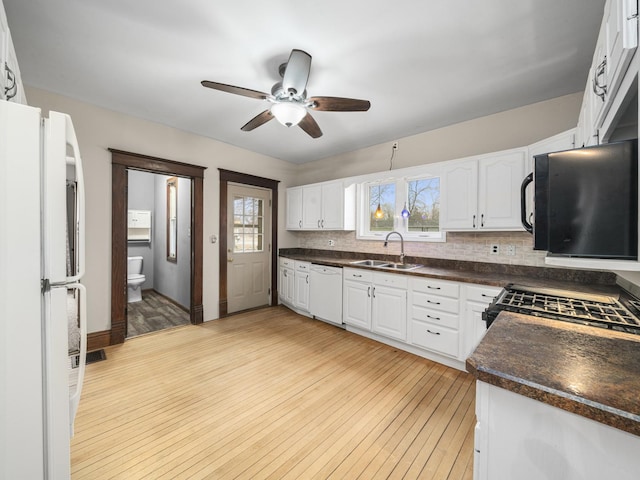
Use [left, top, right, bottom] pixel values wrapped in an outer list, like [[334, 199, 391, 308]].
[[374, 184, 384, 219], [401, 203, 410, 219]]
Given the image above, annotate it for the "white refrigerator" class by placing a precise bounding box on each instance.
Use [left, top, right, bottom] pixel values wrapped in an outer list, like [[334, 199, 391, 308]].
[[0, 100, 87, 479]]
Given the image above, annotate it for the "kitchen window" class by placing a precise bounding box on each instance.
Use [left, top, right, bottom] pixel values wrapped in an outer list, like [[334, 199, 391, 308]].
[[358, 174, 444, 242]]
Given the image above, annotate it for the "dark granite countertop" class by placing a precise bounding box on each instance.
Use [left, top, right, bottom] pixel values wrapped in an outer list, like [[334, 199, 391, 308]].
[[279, 248, 617, 294], [467, 312, 640, 436]]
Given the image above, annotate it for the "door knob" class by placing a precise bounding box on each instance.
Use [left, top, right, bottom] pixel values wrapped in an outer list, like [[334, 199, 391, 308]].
[[228, 258, 233, 263]]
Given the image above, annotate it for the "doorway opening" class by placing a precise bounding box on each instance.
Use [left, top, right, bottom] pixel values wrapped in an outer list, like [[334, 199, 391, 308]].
[[219, 169, 279, 317], [111, 149, 206, 344], [126, 170, 192, 338]]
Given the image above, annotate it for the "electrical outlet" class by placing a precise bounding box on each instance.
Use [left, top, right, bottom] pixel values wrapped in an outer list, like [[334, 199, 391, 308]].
[[490, 244, 499, 255], [328, 239, 335, 247], [505, 244, 516, 256], [392, 141, 399, 150]]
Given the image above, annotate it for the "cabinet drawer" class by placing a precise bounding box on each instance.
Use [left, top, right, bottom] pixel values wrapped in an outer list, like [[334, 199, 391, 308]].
[[411, 291, 459, 314], [466, 284, 502, 304], [280, 257, 295, 268], [343, 267, 374, 283], [373, 271, 408, 289], [410, 304, 459, 330], [295, 261, 311, 272], [410, 277, 459, 298], [411, 321, 459, 358]]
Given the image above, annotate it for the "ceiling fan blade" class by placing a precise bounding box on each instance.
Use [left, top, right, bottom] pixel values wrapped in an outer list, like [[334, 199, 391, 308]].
[[201, 80, 268, 100], [309, 96, 371, 112], [241, 110, 274, 132], [282, 49, 312, 97], [298, 113, 323, 138]]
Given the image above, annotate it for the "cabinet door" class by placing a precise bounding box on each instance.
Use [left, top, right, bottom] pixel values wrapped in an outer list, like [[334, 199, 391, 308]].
[[603, 0, 638, 111], [465, 302, 489, 360], [320, 181, 344, 229], [440, 160, 478, 230], [372, 284, 407, 341], [477, 151, 526, 230], [285, 268, 295, 304], [0, 7, 8, 101], [343, 280, 371, 330], [302, 184, 322, 229], [286, 187, 303, 230], [294, 271, 310, 311], [278, 266, 287, 303]]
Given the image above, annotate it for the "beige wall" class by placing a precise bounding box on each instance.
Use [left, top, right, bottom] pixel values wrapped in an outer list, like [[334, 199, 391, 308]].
[[26, 87, 300, 333], [295, 92, 582, 185]]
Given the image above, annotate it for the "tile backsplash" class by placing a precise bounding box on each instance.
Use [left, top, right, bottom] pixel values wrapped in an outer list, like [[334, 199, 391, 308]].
[[293, 230, 548, 267]]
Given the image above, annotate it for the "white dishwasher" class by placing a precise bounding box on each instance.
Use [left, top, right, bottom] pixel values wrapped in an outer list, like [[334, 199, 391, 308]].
[[309, 265, 343, 325]]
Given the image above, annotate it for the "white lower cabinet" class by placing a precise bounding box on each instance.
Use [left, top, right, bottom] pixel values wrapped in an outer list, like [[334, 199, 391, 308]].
[[343, 268, 407, 341], [463, 285, 502, 359], [278, 257, 310, 315], [371, 274, 408, 341], [474, 381, 640, 480], [408, 277, 461, 358], [343, 269, 373, 329], [293, 261, 310, 312], [345, 268, 505, 370]]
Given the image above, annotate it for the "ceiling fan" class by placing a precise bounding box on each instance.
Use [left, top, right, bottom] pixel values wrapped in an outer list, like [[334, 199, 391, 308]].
[[201, 49, 371, 139]]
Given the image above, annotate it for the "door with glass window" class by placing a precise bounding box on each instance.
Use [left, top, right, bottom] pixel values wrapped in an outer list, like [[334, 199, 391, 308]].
[[227, 184, 271, 313]]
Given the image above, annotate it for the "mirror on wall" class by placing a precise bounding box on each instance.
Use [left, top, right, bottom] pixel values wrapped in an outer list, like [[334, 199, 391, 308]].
[[166, 177, 178, 263]]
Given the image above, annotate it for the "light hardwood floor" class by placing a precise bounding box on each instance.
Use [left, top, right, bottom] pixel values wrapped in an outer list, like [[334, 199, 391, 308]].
[[72, 306, 475, 479]]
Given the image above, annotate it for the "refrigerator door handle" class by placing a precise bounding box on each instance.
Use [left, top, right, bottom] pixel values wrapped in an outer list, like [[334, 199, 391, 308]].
[[68, 282, 87, 435], [64, 114, 85, 283]]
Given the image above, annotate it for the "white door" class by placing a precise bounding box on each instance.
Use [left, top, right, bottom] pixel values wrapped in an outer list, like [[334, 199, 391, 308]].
[[227, 184, 271, 314], [320, 181, 344, 229], [286, 186, 303, 230], [371, 284, 407, 341], [301, 184, 322, 229], [343, 280, 372, 329]]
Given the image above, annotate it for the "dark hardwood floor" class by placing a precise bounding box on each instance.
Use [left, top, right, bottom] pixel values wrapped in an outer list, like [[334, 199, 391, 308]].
[[127, 290, 190, 338]]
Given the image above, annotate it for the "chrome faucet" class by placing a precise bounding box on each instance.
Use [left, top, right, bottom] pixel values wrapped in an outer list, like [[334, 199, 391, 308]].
[[384, 231, 405, 264]]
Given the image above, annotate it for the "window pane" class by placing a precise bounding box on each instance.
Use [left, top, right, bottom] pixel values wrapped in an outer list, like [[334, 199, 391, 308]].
[[233, 195, 265, 253], [407, 178, 440, 232], [369, 183, 395, 232]]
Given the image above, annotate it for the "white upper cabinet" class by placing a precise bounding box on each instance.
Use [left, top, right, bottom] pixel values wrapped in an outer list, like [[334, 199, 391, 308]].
[[286, 180, 356, 231], [441, 149, 526, 231], [1, 4, 26, 105], [0, 4, 7, 101], [577, 0, 638, 146], [285, 186, 303, 230]]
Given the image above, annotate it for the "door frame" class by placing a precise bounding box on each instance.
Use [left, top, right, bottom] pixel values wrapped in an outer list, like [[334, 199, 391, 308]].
[[219, 169, 279, 317], [110, 149, 206, 344]]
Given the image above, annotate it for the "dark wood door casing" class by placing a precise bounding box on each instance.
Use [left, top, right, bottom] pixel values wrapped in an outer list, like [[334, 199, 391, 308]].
[[110, 149, 206, 345], [219, 169, 279, 317]]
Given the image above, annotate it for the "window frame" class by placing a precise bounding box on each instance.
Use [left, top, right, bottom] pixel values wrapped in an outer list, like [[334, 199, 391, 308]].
[[357, 170, 445, 242]]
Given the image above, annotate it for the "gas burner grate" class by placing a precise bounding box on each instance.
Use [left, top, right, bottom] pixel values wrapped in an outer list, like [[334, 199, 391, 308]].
[[491, 285, 640, 335]]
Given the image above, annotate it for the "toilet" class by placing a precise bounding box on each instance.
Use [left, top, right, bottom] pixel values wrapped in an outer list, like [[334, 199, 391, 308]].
[[127, 256, 146, 303]]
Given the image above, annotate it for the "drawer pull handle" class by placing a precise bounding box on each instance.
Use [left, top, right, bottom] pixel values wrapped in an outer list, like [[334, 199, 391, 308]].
[[427, 286, 441, 290], [481, 294, 493, 298], [353, 274, 362, 278], [427, 329, 441, 335], [426, 314, 441, 321], [427, 300, 440, 305]]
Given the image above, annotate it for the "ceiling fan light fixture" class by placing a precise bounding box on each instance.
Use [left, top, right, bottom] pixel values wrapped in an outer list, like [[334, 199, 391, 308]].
[[271, 102, 306, 127]]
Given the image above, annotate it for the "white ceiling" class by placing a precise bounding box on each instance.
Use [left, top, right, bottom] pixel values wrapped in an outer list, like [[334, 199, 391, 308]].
[[4, 0, 606, 164]]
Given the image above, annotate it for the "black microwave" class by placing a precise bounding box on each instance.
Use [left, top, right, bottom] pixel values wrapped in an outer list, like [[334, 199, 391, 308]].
[[521, 139, 638, 260]]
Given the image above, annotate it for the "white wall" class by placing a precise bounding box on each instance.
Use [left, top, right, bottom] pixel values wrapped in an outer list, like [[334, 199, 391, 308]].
[[26, 87, 300, 334]]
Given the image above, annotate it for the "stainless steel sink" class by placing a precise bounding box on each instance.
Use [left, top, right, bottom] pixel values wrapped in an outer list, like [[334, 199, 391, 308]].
[[349, 259, 422, 271], [379, 263, 423, 271], [350, 259, 389, 267]]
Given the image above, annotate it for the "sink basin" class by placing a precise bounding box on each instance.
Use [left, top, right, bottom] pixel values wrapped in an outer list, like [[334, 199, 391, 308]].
[[350, 259, 389, 267], [380, 263, 423, 271]]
